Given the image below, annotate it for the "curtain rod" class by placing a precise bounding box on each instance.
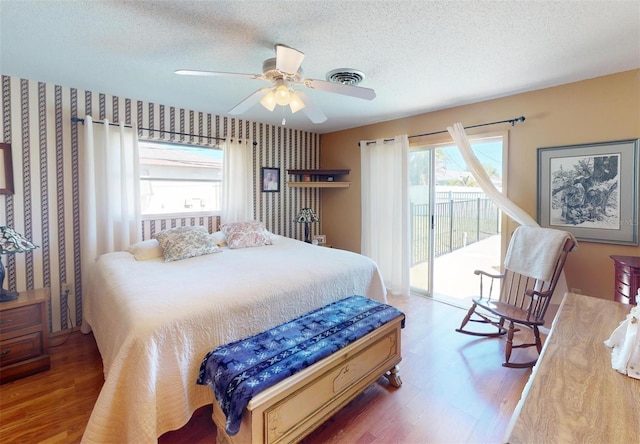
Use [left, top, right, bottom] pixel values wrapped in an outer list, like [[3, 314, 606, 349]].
[[360, 116, 525, 146], [408, 116, 525, 139], [71, 116, 229, 143]]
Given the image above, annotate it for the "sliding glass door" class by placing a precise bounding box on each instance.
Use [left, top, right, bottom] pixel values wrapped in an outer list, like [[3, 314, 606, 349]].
[[410, 134, 504, 306], [409, 149, 435, 296]]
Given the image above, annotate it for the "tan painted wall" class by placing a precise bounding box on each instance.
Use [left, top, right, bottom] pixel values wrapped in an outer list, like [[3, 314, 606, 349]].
[[321, 69, 640, 300]]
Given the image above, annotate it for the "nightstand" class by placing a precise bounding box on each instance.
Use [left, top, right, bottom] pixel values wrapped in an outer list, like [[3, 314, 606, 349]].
[[0, 288, 51, 383], [610, 255, 639, 305]]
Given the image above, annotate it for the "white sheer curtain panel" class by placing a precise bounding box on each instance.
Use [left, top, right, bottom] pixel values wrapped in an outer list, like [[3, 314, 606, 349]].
[[221, 139, 254, 225], [447, 122, 572, 302], [360, 135, 410, 296], [447, 122, 538, 227], [80, 116, 142, 290]]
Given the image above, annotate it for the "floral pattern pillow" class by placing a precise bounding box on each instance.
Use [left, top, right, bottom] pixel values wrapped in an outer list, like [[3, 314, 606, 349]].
[[153, 226, 221, 262], [221, 221, 273, 249]]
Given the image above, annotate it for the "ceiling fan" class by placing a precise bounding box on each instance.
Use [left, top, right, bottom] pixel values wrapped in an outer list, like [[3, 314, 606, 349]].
[[175, 44, 376, 124]]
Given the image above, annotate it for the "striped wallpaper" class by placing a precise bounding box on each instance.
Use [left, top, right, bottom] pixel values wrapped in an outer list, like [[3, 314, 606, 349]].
[[0, 75, 320, 334]]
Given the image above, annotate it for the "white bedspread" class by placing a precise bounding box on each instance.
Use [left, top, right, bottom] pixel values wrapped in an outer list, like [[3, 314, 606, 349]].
[[80, 236, 386, 443]]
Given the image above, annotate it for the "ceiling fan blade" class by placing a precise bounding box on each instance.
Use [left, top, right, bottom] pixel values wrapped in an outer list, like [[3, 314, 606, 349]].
[[304, 78, 376, 100], [275, 44, 305, 76], [228, 88, 271, 115], [295, 91, 327, 124], [175, 69, 261, 80]]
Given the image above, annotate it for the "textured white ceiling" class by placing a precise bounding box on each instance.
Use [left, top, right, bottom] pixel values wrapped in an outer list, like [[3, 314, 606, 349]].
[[1, 0, 639, 133]]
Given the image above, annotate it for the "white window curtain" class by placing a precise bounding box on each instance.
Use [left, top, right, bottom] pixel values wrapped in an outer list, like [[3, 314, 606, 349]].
[[447, 122, 571, 301], [360, 135, 410, 296], [221, 139, 254, 225], [447, 122, 538, 227], [80, 116, 142, 291]]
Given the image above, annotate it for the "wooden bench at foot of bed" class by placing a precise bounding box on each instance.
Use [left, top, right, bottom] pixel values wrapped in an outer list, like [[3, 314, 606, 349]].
[[212, 315, 404, 444]]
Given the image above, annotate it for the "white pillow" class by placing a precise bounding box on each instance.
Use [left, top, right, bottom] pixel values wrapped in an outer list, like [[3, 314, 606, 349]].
[[211, 231, 227, 247], [129, 239, 163, 261], [221, 221, 273, 249]]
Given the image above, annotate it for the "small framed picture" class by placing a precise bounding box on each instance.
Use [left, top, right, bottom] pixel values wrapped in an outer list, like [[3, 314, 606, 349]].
[[0, 142, 14, 195], [312, 235, 326, 245], [261, 167, 280, 192]]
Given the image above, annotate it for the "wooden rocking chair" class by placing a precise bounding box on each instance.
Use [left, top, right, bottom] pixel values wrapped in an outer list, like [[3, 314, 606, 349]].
[[456, 226, 576, 368]]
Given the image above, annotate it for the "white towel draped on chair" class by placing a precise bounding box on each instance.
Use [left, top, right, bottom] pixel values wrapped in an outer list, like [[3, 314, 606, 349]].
[[504, 226, 577, 281]]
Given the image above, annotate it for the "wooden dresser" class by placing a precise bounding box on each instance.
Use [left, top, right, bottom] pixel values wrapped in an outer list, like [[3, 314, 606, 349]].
[[504, 293, 640, 443], [0, 288, 51, 384], [611, 255, 640, 305]]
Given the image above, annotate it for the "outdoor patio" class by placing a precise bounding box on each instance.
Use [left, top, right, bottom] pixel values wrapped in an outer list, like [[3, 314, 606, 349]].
[[410, 234, 501, 305]]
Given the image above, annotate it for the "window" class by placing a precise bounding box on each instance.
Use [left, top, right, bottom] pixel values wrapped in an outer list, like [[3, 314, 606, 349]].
[[138, 140, 223, 216]]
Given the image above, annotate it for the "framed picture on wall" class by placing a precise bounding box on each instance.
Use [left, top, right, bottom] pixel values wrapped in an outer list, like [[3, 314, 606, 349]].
[[537, 139, 639, 245], [0, 143, 14, 195], [312, 235, 326, 245], [261, 167, 280, 192]]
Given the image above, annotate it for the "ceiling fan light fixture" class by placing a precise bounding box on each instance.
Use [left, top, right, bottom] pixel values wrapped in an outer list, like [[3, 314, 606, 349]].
[[289, 91, 306, 113], [181, 44, 375, 123], [274, 82, 291, 106], [260, 90, 277, 111]]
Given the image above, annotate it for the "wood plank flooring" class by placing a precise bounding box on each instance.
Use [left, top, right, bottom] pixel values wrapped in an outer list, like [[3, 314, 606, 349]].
[[0, 295, 534, 443]]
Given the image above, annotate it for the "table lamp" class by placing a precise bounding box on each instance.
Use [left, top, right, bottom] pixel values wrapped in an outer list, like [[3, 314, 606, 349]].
[[0, 226, 38, 302], [295, 208, 319, 243]]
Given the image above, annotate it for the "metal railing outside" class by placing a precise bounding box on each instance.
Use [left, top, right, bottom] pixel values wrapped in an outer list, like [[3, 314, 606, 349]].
[[411, 191, 500, 265]]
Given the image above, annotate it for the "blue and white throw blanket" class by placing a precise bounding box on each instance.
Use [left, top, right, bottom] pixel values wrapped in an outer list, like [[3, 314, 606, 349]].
[[197, 295, 405, 435]]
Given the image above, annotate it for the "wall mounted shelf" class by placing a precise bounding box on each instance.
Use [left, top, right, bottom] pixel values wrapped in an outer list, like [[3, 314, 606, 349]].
[[286, 169, 351, 188], [287, 181, 350, 188]]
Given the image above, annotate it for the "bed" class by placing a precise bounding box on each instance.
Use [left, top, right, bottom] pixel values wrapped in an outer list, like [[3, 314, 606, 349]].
[[80, 225, 387, 443]]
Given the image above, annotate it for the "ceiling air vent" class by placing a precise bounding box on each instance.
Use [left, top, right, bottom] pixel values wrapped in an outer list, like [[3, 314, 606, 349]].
[[326, 69, 365, 86]]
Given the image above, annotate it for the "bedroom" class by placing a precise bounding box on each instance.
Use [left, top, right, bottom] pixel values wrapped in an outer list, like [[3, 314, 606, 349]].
[[1, 1, 639, 443]]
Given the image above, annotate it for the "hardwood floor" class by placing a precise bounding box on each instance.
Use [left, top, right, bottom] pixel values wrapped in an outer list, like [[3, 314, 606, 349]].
[[0, 295, 534, 443]]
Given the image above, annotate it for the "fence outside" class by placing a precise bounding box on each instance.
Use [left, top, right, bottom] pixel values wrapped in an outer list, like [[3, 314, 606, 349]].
[[411, 191, 500, 265]]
